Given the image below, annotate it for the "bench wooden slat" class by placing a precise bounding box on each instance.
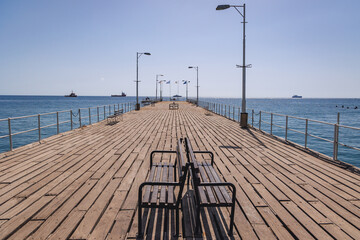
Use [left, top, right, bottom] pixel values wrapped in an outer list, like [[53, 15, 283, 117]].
[[168, 166, 175, 204], [203, 164, 226, 204], [207, 164, 232, 203], [150, 164, 163, 204], [198, 165, 216, 204], [143, 166, 157, 203], [159, 165, 168, 204]]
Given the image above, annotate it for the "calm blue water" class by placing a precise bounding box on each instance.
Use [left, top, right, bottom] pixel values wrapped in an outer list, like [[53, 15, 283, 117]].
[[0, 95, 136, 152], [199, 98, 360, 168], [0, 96, 359, 167]]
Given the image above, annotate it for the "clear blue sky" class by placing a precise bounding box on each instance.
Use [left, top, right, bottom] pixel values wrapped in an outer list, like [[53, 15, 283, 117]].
[[0, 0, 359, 98]]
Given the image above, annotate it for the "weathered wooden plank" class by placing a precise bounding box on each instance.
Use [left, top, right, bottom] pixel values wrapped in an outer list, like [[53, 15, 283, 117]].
[[0, 102, 359, 240], [70, 178, 122, 239]]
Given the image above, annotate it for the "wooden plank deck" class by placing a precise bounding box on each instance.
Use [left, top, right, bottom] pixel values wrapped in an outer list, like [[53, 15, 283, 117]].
[[0, 101, 359, 239]]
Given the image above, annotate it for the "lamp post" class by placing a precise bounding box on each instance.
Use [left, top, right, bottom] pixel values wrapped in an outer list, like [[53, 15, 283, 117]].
[[188, 66, 199, 106], [182, 80, 190, 101], [136, 52, 151, 111], [216, 4, 250, 128], [156, 74, 164, 101], [159, 80, 165, 101]]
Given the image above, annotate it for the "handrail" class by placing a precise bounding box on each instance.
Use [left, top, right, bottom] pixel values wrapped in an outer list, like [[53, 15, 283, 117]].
[[0, 102, 135, 152], [198, 100, 360, 164]]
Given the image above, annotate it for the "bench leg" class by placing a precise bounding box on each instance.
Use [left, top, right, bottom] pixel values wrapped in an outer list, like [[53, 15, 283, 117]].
[[195, 206, 201, 235], [229, 204, 235, 235], [138, 205, 143, 237], [175, 207, 179, 237]]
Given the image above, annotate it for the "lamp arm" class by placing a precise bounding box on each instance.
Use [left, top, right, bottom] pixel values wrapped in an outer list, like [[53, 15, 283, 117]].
[[233, 6, 244, 18]]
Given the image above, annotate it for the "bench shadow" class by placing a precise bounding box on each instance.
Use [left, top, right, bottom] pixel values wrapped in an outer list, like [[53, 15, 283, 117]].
[[106, 121, 119, 126], [182, 190, 235, 240], [138, 207, 177, 240]]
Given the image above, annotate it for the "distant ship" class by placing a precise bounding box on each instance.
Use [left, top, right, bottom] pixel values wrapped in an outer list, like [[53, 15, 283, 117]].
[[173, 94, 182, 98], [292, 95, 302, 99], [65, 91, 77, 97], [111, 92, 126, 97]]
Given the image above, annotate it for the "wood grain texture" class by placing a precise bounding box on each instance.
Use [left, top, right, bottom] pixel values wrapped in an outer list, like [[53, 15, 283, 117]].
[[0, 101, 358, 239]]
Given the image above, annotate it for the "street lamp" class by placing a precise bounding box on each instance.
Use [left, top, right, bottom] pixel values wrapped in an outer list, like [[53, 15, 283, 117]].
[[156, 74, 164, 101], [136, 52, 151, 111], [216, 3, 250, 128], [188, 66, 199, 106], [182, 80, 190, 101], [159, 80, 166, 101]]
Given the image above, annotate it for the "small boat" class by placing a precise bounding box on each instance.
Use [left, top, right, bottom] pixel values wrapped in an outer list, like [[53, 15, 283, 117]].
[[65, 91, 77, 97], [141, 97, 152, 105], [141, 97, 151, 103], [111, 92, 126, 97], [292, 95, 302, 99]]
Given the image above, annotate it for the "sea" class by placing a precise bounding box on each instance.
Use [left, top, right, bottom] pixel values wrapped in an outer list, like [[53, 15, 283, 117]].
[[0, 96, 359, 167]]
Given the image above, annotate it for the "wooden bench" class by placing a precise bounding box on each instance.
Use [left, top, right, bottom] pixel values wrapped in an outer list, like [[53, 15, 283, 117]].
[[138, 138, 189, 237], [169, 102, 179, 110], [106, 109, 123, 124], [184, 138, 236, 236]]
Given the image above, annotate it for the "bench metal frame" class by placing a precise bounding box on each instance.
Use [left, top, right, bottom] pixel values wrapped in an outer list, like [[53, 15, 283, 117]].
[[138, 139, 188, 238], [185, 138, 236, 236], [107, 109, 123, 123], [169, 103, 179, 110]]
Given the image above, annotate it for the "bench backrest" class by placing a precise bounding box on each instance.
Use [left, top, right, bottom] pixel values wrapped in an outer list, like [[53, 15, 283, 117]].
[[176, 138, 187, 180], [184, 138, 201, 184], [114, 109, 123, 115]]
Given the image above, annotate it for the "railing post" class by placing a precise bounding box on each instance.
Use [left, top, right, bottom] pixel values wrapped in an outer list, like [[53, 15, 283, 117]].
[[70, 110, 73, 130], [238, 108, 240, 122], [270, 113, 273, 135], [104, 106, 106, 119], [38, 114, 41, 142], [108, 105, 111, 115], [225, 105, 227, 118], [89, 108, 91, 125], [337, 112, 340, 125], [118, 103, 120, 111], [285, 116, 288, 141], [305, 119, 308, 148], [252, 109, 254, 127], [233, 106, 235, 120], [56, 112, 59, 134], [97, 107, 99, 122], [79, 109, 82, 127], [8, 118, 12, 151], [259, 111, 262, 130], [114, 104, 115, 113], [333, 124, 339, 160]]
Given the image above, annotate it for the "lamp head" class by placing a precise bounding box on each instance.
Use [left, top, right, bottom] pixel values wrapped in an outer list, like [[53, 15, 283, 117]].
[[188, 66, 193, 69], [144, 52, 151, 55], [216, 5, 231, 10]]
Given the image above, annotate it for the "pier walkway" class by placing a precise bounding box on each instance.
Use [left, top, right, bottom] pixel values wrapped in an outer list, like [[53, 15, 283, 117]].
[[0, 102, 359, 239]]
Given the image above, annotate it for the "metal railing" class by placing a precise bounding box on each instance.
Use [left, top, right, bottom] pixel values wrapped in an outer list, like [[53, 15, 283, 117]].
[[198, 100, 360, 162], [197, 100, 254, 125], [0, 102, 135, 152]]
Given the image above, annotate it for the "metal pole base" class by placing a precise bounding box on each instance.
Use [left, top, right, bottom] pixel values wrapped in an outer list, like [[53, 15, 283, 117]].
[[135, 103, 140, 111], [240, 112, 248, 128]]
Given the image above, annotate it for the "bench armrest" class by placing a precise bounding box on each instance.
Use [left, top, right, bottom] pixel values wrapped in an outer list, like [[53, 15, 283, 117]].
[[198, 182, 236, 201], [193, 151, 214, 165], [150, 150, 177, 167], [139, 181, 181, 204]]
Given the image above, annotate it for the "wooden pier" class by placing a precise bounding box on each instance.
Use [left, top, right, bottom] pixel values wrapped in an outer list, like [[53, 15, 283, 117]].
[[0, 102, 359, 239]]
